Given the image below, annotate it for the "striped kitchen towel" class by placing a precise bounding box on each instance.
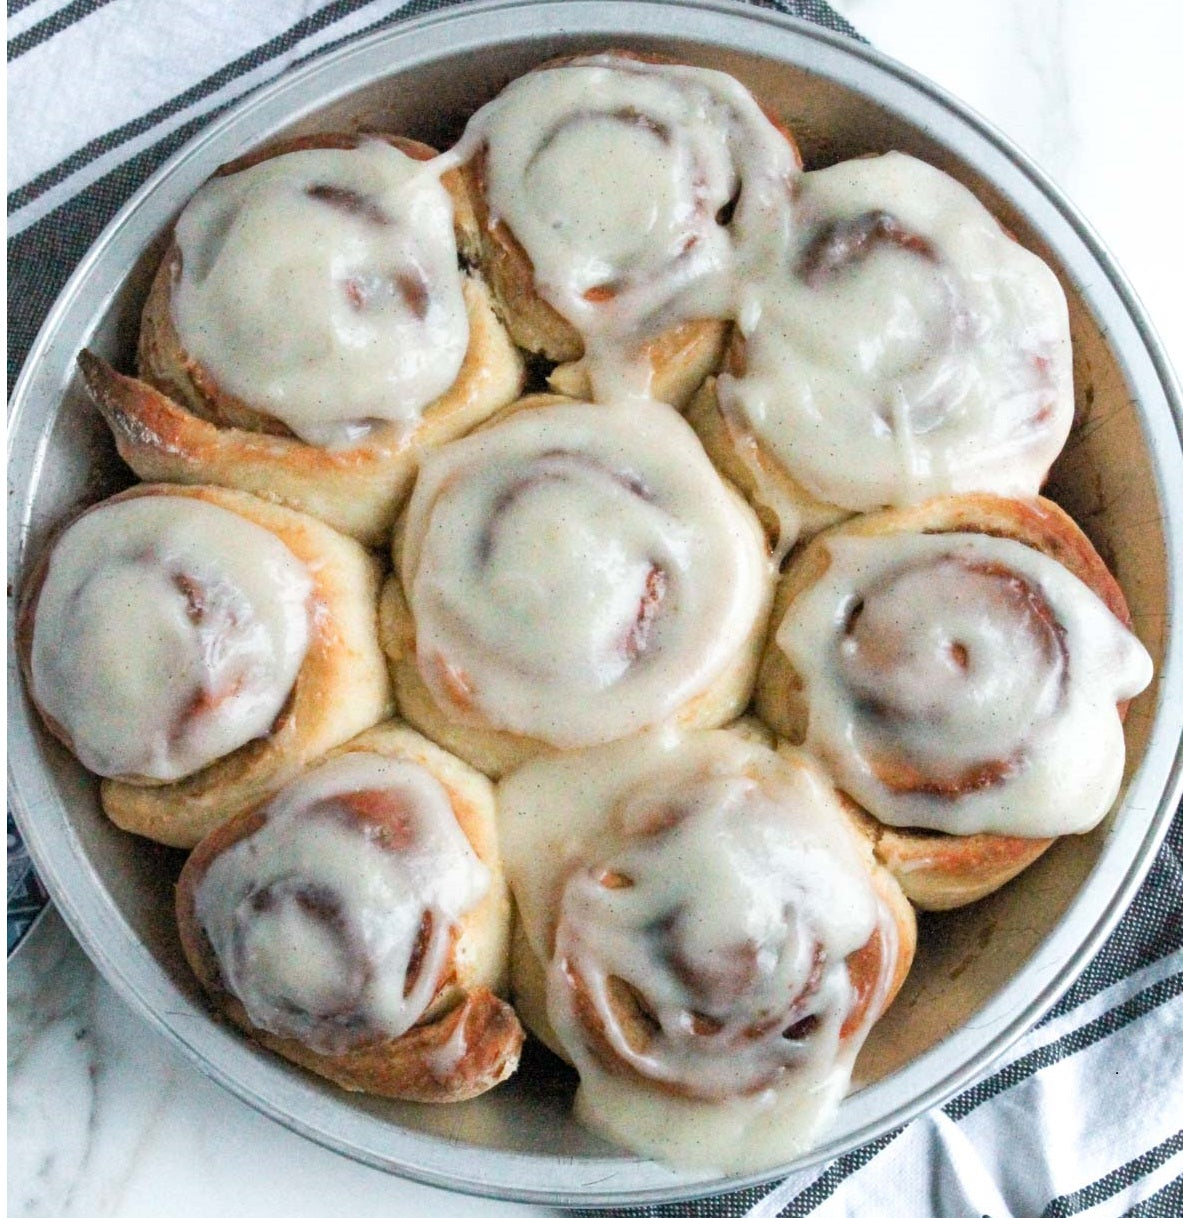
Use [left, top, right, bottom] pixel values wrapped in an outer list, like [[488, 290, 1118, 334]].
[[8, 2, 1182, 1215]]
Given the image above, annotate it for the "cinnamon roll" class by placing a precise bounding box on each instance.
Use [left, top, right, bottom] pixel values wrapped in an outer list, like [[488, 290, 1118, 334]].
[[380, 395, 774, 776], [687, 152, 1074, 553], [176, 722, 522, 1101], [18, 484, 391, 847], [450, 52, 801, 405], [498, 726, 916, 1171], [755, 495, 1154, 909], [83, 134, 523, 545]]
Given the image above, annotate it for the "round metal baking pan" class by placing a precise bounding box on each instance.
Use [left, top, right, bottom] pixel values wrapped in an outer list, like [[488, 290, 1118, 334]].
[[8, 0, 1183, 1205]]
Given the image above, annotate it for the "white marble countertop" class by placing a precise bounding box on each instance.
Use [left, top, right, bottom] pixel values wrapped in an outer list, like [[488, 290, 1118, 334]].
[[9, 2, 1182, 1216], [831, 0, 1183, 367]]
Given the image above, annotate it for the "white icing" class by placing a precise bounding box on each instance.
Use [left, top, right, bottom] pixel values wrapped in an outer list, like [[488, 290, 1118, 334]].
[[195, 752, 489, 1055], [497, 728, 896, 1172], [30, 496, 312, 781], [452, 67, 1073, 542], [718, 152, 1074, 513], [425, 1006, 471, 1082], [172, 141, 469, 448], [776, 531, 1153, 836], [400, 400, 772, 747], [446, 53, 799, 399]]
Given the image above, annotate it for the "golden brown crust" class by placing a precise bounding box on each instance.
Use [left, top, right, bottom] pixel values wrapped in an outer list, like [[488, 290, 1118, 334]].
[[756, 494, 1134, 910], [214, 132, 442, 179], [546, 318, 730, 410], [95, 132, 523, 546], [55, 483, 394, 848], [15, 521, 79, 764], [508, 914, 569, 1064], [252, 986, 523, 1102], [841, 808, 918, 1018], [460, 145, 583, 362], [684, 373, 850, 548], [175, 720, 523, 1102], [845, 801, 1054, 913]]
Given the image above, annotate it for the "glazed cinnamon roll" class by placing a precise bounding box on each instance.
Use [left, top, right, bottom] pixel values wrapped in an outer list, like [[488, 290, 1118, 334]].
[[498, 727, 915, 1171], [176, 722, 523, 1101], [18, 484, 391, 847], [755, 495, 1153, 908], [687, 152, 1075, 553], [450, 52, 801, 405], [83, 134, 523, 545], [380, 396, 774, 776]]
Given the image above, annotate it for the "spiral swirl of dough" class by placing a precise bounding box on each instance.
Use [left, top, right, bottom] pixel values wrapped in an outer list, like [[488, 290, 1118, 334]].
[[193, 751, 490, 1055], [452, 52, 800, 397], [498, 728, 911, 1171], [774, 529, 1152, 837], [716, 153, 1073, 530], [171, 139, 470, 447], [398, 399, 772, 750], [555, 770, 886, 1099], [28, 494, 312, 782]]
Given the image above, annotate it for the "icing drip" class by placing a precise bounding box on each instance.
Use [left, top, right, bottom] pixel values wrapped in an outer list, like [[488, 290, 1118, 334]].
[[195, 752, 490, 1055], [446, 53, 800, 399], [718, 152, 1074, 512], [172, 141, 469, 447], [400, 400, 772, 746], [30, 496, 312, 781], [498, 728, 896, 1172], [777, 532, 1153, 836]]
